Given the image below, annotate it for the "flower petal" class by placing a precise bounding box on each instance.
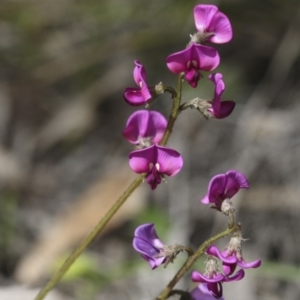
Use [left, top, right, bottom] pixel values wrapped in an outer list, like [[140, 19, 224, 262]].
[[238, 258, 261, 269], [166, 46, 193, 74], [146, 166, 162, 190], [124, 88, 146, 106], [147, 111, 167, 144], [166, 44, 219, 75], [210, 73, 223, 113], [129, 145, 157, 173], [209, 11, 233, 44], [225, 170, 249, 198], [206, 246, 237, 264], [223, 269, 245, 282], [133, 60, 147, 86], [192, 44, 220, 71], [201, 195, 210, 204], [222, 262, 237, 276], [123, 110, 151, 144], [201, 174, 227, 204], [193, 4, 218, 32], [209, 73, 224, 101], [134, 223, 164, 247], [191, 271, 224, 283], [123, 110, 167, 145], [217, 101, 235, 119], [156, 145, 183, 176], [207, 282, 223, 299], [140, 81, 152, 102], [191, 284, 224, 300], [141, 254, 165, 269], [185, 68, 201, 88], [133, 237, 159, 258]]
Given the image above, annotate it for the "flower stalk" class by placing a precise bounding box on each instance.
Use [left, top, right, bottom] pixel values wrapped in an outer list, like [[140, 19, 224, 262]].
[[35, 75, 183, 300]]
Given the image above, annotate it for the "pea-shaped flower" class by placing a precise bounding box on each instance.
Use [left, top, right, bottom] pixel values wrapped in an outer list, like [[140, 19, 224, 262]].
[[133, 223, 166, 269], [122, 110, 167, 148], [207, 239, 261, 276], [207, 73, 235, 119], [193, 4, 233, 44], [191, 256, 244, 299], [124, 60, 152, 106], [129, 144, 183, 190], [201, 170, 249, 212], [166, 43, 220, 88]]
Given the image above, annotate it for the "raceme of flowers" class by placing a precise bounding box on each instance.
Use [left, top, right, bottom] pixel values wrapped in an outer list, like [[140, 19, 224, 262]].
[[166, 4, 232, 88], [121, 3, 261, 300]]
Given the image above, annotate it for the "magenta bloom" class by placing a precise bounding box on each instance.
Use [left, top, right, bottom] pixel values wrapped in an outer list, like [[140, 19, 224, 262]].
[[166, 43, 220, 88], [124, 60, 152, 106], [201, 170, 249, 210], [207, 245, 261, 276], [133, 223, 166, 269], [193, 4, 233, 44], [122, 110, 167, 147], [190, 284, 225, 300], [192, 249, 245, 298], [191, 270, 224, 299], [207, 73, 235, 119], [129, 144, 183, 190], [191, 268, 244, 299]]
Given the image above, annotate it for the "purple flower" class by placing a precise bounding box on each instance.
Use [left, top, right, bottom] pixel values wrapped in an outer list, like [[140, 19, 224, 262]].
[[191, 257, 244, 299], [193, 4, 233, 44], [124, 60, 152, 106], [207, 243, 261, 276], [207, 73, 235, 119], [166, 43, 220, 88], [190, 284, 225, 300], [122, 110, 167, 148], [133, 223, 166, 269], [129, 144, 183, 190], [201, 170, 249, 211]]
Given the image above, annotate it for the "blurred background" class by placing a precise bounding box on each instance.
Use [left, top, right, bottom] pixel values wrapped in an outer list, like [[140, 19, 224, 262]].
[[0, 0, 300, 299]]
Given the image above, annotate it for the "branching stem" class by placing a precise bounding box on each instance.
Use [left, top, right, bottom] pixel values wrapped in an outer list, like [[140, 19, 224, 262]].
[[35, 75, 183, 300]]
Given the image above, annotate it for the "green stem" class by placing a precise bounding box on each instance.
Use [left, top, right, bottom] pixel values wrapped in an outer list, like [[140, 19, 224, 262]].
[[35, 75, 183, 300], [155, 224, 239, 300], [35, 174, 144, 300], [160, 74, 183, 145]]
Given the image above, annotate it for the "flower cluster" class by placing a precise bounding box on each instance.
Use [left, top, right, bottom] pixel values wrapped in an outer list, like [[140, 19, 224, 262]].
[[125, 4, 261, 300], [166, 4, 232, 88], [123, 88, 183, 190], [123, 4, 237, 190], [191, 239, 261, 299], [133, 169, 260, 299]]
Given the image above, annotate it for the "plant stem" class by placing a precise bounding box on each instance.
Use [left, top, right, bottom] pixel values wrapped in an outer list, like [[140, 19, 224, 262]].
[[35, 75, 183, 300], [160, 74, 183, 145], [35, 174, 145, 300], [155, 224, 239, 300]]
